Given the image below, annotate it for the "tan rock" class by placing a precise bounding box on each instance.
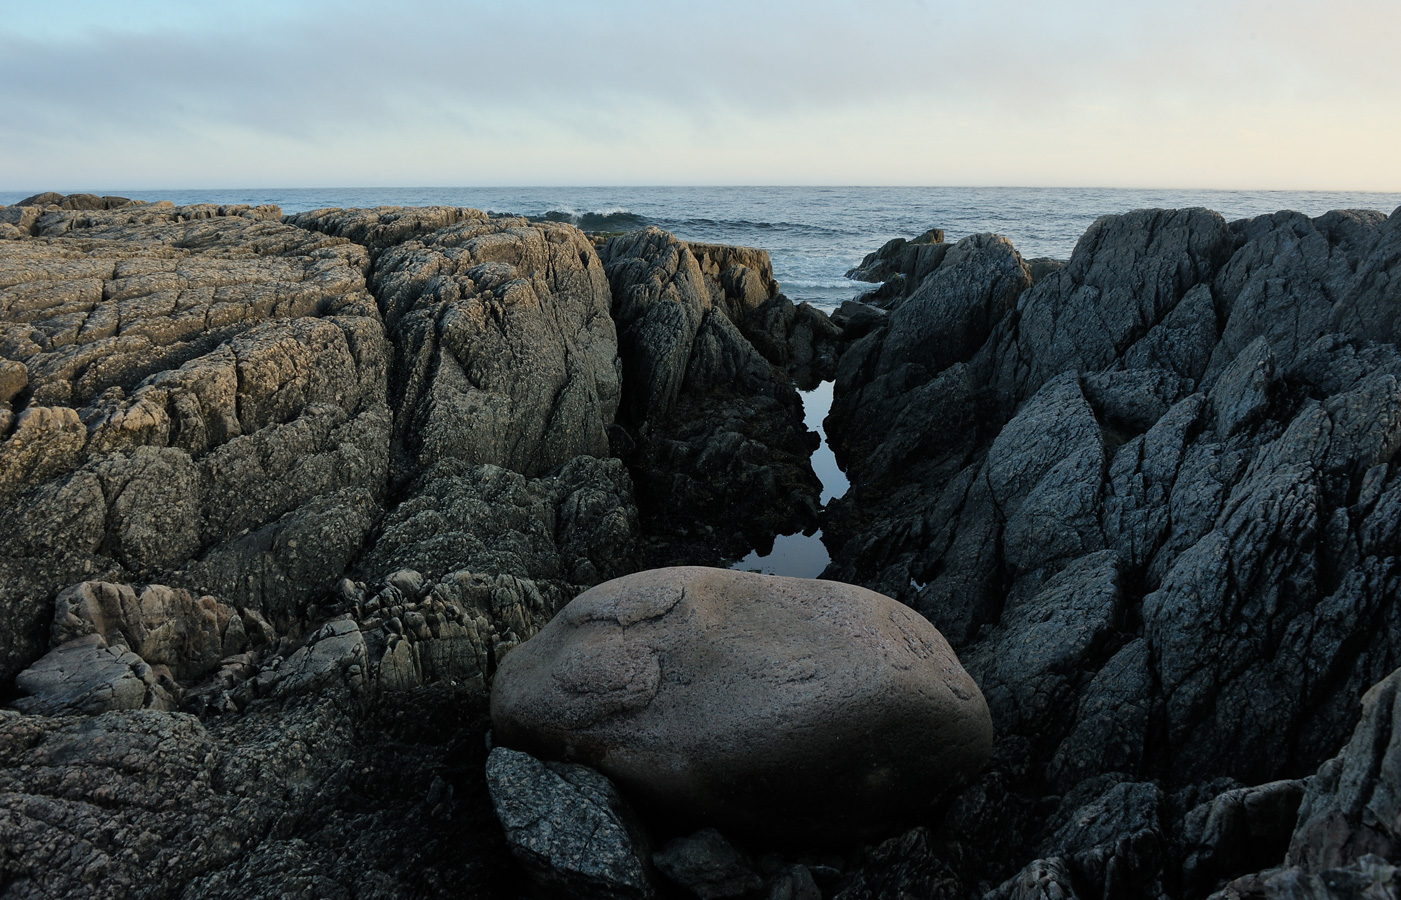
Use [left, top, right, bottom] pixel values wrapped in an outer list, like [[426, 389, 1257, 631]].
[[490, 566, 993, 841]]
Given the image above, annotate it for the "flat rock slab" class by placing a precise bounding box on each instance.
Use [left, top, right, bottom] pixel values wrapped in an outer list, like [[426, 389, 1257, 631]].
[[490, 566, 993, 842]]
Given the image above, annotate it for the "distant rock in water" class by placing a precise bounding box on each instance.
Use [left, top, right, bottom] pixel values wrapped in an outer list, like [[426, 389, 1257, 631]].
[[490, 566, 993, 842]]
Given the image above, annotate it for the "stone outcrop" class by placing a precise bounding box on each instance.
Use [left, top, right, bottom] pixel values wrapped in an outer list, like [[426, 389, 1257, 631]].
[[822, 202, 1401, 896], [597, 229, 823, 561], [0, 203, 390, 684], [490, 566, 992, 841], [5, 193, 1401, 898]]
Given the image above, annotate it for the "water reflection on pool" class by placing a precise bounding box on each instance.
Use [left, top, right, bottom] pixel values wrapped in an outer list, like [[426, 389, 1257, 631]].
[[730, 381, 847, 579]]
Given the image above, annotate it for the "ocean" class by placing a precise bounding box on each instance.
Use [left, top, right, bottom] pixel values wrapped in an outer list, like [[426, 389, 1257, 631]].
[[5, 186, 1399, 313], [9, 185, 1399, 576]]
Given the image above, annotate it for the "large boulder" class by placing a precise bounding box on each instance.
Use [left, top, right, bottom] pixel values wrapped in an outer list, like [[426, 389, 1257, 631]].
[[490, 566, 992, 842]]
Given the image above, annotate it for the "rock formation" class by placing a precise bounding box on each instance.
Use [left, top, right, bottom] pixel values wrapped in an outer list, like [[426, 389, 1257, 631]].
[[824, 203, 1401, 895], [4, 190, 1401, 899]]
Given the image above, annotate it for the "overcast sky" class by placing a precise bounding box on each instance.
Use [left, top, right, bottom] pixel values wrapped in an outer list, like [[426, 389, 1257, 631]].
[[2, 0, 1398, 191]]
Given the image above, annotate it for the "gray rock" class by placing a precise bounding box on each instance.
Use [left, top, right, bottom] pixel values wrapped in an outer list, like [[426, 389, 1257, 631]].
[[12, 633, 178, 715], [491, 566, 992, 841], [835, 827, 961, 900], [1181, 779, 1307, 897], [653, 828, 763, 900], [845, 228, 947, 290], [600, 227, 710, 429], [372, 215, 620, 481], [1331, 206, 1401, 347], [1040, 781, 1166, 900], [0, 204, 390, 684], [485, 746, 654, 900], [51, 580, 250, 682], [984, 858, 1081, 900], [1289, 667, 1401, 871], [359, 455, 638, 590], [878, 233, 1030, 377]]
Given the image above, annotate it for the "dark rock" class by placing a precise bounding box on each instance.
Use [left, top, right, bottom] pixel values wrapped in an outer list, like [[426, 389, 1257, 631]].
[[491, 566, 992, 842], [835, 827, 961, 900], [1288, 667, 1401, 871], [599, 227, 710, 429], [845, 228, 947, 290], [485, 746, 654, 900], [985, 858, 1081, 900], [653, 828, 764, 900], [1181, 779, 1306, 898]]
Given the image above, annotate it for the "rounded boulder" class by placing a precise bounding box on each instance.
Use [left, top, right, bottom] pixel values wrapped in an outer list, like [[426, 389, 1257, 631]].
[[490, 566, 993, 842]]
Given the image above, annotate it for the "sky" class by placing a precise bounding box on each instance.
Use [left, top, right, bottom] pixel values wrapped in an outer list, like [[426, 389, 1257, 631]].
[[1, 0, 1398, 191]]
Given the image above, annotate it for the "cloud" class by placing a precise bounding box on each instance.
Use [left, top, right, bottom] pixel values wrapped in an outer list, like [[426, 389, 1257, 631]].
[[1, 0, 1398, 188]]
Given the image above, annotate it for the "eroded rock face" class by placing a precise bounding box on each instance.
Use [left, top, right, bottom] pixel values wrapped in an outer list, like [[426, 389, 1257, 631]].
[[369, 214, 621, 482], [0, 204, 390, 683], [823, 204, 1401, 895], [490, 566, 993, 842], [598, 230, 822, 562]]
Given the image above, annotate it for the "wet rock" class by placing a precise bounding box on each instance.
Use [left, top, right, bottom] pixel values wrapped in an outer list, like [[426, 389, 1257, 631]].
[[491, 566, 992, 841], [485, 746, 654, 900]]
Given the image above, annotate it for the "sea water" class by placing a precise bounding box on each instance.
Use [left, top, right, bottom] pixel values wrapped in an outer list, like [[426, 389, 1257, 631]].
[[8, 185, 1398, 575]]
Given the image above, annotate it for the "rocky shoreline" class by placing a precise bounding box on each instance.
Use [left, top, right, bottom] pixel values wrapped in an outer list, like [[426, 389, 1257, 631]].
[[1, 192, 1399, 899]]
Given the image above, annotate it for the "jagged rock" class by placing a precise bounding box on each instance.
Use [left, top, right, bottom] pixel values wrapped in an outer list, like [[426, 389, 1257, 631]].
[[835, 827, 961, 900], [600, 227, 711, 428], [988, 207, 1238, 403], [1204, 209, 1387, 384], [766, 865, 823, 900], [12, 633, 179, 715], [485, 746, 654, 900], [263, 617, 367, 699], [0, 684, 508, 899], [984, 858, 1081, 900], [358, 455, 638, 589], [370, 215, 620, 483], [598, 228, 821, 562], [51, 580, 253, 681], [963, 551, 1125, 759], [287, 205, 489, 256], [1039, 780, 1166, 899], [1332, 206, 1401, 347], [491, 566, 992, 841], [685, 240, 780, 326], [1288, 667, 1401, 871], [0, 204, 390, 684], [653, 828, 764, 900], [845, 228, 947, 291], [15, 192, 138, 210], [1181, 779, 1306, 897]]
